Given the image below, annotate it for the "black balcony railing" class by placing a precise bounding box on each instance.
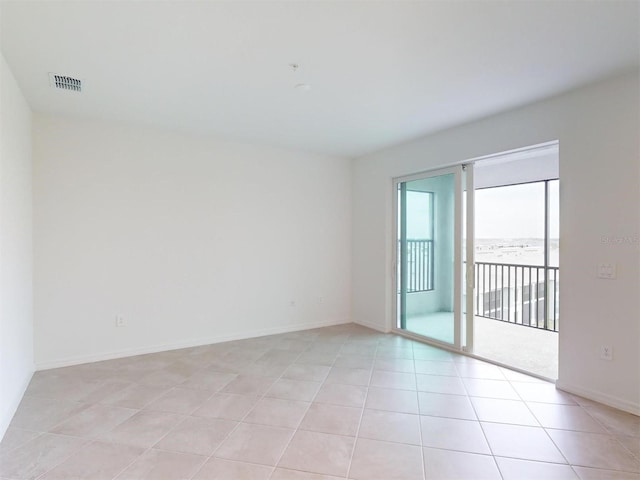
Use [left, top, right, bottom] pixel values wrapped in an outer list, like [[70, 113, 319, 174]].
[[398, 239, 434, 293], [398, 248, 559, 332], [475, 261, 559, 332]]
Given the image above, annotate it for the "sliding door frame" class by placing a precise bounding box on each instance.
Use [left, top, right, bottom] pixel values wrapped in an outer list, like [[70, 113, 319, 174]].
[[464, 163, 475, 352], [392, 165, 469, 351]]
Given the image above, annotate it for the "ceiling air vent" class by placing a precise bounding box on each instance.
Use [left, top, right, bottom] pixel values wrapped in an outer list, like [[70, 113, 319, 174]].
[[49, 73, 82, 92]]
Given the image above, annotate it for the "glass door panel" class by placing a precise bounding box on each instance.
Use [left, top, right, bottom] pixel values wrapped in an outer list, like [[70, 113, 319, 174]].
[[396, 167, 463, 346]]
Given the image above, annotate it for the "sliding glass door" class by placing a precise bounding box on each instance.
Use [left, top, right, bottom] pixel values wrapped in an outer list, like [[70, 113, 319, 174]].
[[394, 165, 473, 350]]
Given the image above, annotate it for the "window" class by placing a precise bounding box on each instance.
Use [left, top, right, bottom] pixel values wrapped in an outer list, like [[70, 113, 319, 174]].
[[399, 189, 434, 292]]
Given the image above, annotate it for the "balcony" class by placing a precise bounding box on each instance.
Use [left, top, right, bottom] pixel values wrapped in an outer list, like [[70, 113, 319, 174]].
[[405, 313, 558, 379], [473, 315, 558, 379], [473, 260, 559, 379], [404, 258, 559, 379]]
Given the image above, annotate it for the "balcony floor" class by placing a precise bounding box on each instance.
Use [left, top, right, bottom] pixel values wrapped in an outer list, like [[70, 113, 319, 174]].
[[405, 313, 558, 379]]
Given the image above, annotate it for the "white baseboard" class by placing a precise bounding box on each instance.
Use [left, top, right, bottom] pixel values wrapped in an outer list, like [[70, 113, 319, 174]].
[[555, 380, 640, 416], [353, 319, 389, 333], [0, 367, 34, 441], [36, 318, 351, 371]]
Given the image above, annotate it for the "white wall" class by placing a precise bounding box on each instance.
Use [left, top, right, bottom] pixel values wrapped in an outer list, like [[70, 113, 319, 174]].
[[0, 54, 34, 438], [33, 115, 352, 368], [352, 71, 640, 414]]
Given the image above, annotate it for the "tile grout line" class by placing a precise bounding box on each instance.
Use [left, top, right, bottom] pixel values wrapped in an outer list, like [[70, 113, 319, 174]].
[[22, 376, 156, 480], [344, 338, 378, 480], [13, 377, 141, 479], [10, 331, 319, 480], [0, 428, 43, 458], [493, 369, 539, 477], [102, 352, 264, 480], [577, 401, 640, 463], [100, 373, 224, 479], [459, 365, 505, 480], [101, 348, 252, 480], [186, 340, 309, 480], [412, 342, 427, 480], [9, 326, 639, 480], [269, 340, 340, 477], [30, 434, 91, 480], [102, 357, 244, 479], [513, 381, 574, 469], [185, 329, 352, 479]]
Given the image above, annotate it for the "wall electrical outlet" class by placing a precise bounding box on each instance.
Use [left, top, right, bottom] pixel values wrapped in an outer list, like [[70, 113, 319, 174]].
[[600, 345, 613, 361], [597, 263, 617, 279], [115, 315, 126, 327]]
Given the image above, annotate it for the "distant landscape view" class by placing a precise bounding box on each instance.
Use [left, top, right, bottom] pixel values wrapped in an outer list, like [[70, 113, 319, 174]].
[[474, 180, 559, 266], [475, 237, 559, 266], [472, 180, 560, 332]]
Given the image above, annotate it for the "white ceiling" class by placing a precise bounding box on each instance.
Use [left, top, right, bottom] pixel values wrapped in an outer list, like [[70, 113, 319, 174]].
[[1, 1, 638, 157]]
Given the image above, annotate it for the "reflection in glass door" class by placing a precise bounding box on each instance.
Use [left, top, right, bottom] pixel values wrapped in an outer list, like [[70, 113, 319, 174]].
[[395, 166, 467, 347]]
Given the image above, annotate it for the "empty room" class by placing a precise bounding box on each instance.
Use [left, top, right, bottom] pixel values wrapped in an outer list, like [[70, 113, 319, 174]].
[[1, 1, 639, 479]]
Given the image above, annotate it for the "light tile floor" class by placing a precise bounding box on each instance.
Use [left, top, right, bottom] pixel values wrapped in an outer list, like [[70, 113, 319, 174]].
[[1, 323, 639, 480]]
